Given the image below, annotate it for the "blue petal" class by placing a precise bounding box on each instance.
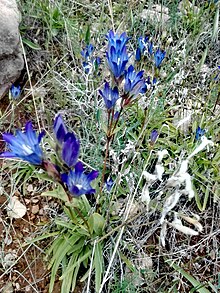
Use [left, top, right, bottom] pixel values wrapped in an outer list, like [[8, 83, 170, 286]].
[[87, 170, 99, 181], [62, 133, 80, 167]]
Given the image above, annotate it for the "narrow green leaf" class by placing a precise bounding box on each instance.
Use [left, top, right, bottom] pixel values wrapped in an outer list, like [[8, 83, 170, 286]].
[[202, 185, 210, 211], [42, 184, 69, 202], [166, 259, 211, 293], [61, 254, 77, 293], [60, 250, 92, 280], [94, 242, 103, 292], [85, 25, 91, 45], [212, 5, 219, 42], [22, 38, 41, 50], [24, 232, 59, 246]]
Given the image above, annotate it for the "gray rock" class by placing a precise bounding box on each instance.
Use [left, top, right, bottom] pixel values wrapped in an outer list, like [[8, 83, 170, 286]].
[[0, 0, 24, 98]]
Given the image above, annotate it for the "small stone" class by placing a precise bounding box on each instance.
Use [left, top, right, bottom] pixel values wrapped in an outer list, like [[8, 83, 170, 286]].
[[0, 0, 24, 97], [25, 285, 31, 292], [27, 184, 34, 192], [39, 208, 44, 215], [31, 198, 39, 204], [31, 205, 39, 214]]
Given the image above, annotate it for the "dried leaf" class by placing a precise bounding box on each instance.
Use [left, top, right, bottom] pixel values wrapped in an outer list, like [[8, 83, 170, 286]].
[[179, 214, 203, 232], [141, 184, 150, 209], [142, 171, 157, 182], [169, 218, 199, 236], [160, 191, 181, 224], [160, 221, 167, 247], [155, 164, 164, 181]]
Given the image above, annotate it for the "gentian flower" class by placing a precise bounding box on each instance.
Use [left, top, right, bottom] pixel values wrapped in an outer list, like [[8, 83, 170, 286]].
[[99, 82, 120, 109], [62, 133, 80, 168], [150, 130, 159, 144], [106, 30, 129, 79], [54, 114, 68, 145], [148, 42, 153, 55], [195, 127, 206, 140], [0, 122, 44, 165], [146, 76, 157, 89], [81, 44, 100, 74], [154, 48, 166, 68], [124, 65, 146, 99], [61, 161, 99, 196], [10, 85, 21, 99], [106, 177, 114, 191], [81, 44, 94, 59], [135, 36, 149, 61], [53, 114, 80, 168]]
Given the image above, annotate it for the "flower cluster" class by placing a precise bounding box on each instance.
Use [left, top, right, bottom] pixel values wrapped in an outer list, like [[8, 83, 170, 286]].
[[81, 44, 100, 74], [53, 115, 99, 196], [0, 116, 99, 197], [99, 30, 147, 110], [106, 30, 129, 79], [136, 36, 166, 68]]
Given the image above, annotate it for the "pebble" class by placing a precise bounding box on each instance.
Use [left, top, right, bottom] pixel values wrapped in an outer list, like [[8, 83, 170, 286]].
[[31, 205, 39, 214]]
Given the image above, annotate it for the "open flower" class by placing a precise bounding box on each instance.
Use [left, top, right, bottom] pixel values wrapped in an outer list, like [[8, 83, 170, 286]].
[[124, 65, 146, 100], [62, 133, 80, 168], [154, 48, 166, 68], [106, 30, 129, 79], [61, 161, 99, 196], [99, 82, 120, 109], [0, 122, 44, 165], [54, 114, 68, 145]]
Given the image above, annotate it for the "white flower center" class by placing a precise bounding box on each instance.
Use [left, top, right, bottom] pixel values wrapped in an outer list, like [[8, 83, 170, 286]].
[[22, 144, 33, 155]]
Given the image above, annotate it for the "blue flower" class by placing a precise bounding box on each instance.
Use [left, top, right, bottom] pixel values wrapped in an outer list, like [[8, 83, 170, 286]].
[[148, 42, 153, 55], [54, 114, 68, 145], [61, 162, 99, 196], [0, 122, 44, 165], [150, 130, 158, 144], [135, 36, 149, 61], [106, 177, 114, 191], [81, 44, 94, 59], [124, 65, 146, 99], [106, 30, 129, 78], [81, 44, 100, 74], [195, 127, 206, 140], [62, 133, 80, 168], [135, 47, 142, 62], [10, 85, 21, 99], [99, 82, 120, 109], [154, 49, 166, 68], [135, 37, 153, 61], [53, 114, 80, 168]]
